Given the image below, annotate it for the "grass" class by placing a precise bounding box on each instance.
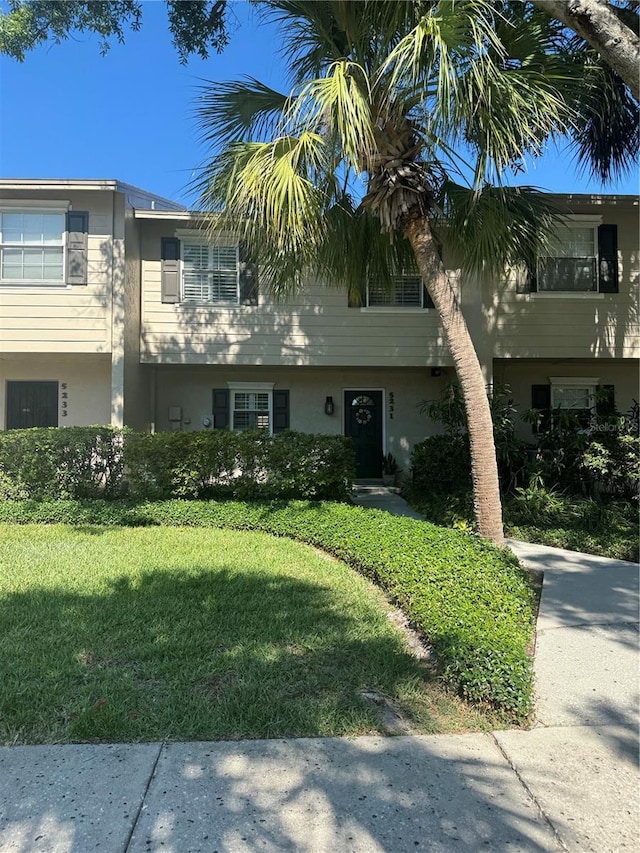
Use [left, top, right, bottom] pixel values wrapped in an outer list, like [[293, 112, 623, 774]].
[[0, 523, 494, 745], [405, 489, 639, 562]]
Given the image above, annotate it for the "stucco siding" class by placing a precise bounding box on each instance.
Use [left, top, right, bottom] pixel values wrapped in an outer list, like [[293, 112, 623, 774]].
[[494, 358, 639, 441], [0, 353, 112, 429], [151, 365, 451, 470]]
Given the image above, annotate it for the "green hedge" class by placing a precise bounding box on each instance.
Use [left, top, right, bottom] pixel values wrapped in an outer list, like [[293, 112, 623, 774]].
[[125, 429, 355, 500], [0, 498, 536, 719], [0, 427, 124, 500], [0, 427, 355, 502]]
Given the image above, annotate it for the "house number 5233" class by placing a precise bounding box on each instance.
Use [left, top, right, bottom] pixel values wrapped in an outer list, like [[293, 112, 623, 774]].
[[61, 382, 69, 417]]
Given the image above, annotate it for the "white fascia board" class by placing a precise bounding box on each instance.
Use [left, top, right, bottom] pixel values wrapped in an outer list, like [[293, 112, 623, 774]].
[[133, 209, 205, 221]]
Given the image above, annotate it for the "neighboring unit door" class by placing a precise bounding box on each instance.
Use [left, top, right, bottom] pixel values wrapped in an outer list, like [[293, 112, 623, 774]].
[[344, 390, 383, 478], [6, 381, 59, 429]]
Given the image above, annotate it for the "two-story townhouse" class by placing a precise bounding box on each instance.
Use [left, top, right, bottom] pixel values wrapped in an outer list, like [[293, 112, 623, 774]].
[[0, 179, 183, 433], [1, 179, 638, 479]]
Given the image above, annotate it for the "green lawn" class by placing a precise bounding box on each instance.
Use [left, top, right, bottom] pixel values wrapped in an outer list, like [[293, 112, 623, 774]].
[[0, 524, 490, 744]]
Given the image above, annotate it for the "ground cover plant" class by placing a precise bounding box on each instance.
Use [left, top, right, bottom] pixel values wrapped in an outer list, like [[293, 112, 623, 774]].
[[0, 499, 536, 739], [405, 489, 639, 563]]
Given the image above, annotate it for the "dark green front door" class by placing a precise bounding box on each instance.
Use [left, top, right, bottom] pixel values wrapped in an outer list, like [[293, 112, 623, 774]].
[[6, 381, 58, 429], [345, 390, 383, 478]]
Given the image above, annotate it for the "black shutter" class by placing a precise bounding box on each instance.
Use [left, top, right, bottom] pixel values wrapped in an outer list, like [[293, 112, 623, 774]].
[[422, 283, 435, 309], [161, 237, 181, 303], [517, 264, 537, 294], [347, 283, 366, 307], [531, 384, 551, 433], [212, 389, 229, 429], [66, 211, 88, 285], [596, 385, 616, 417], [273, 390, 290, 433], [238, 242, 258, 305], [598, 225, 618, 293]]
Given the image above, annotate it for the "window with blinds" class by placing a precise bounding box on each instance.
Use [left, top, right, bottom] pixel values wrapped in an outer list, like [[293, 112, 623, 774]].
[[232, 391, 271, 431], [367, 273, 423, 307], [0, 210, 65, 283], [182, 242, 239, 303]]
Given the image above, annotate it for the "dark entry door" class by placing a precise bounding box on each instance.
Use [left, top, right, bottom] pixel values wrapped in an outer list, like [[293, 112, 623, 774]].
[[344, 390, 383, 478], [6, 381, 58, 429]]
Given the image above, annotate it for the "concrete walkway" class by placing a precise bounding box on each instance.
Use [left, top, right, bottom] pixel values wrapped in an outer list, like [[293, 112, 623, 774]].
[[1, 491, 638, 852]]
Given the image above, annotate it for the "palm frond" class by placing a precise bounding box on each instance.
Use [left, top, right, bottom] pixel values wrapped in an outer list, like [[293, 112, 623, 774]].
[[437, 181, 562, 277], [289, 60, 374, 169], [571, 56, 640, 183], [195, 76, 289, 149]]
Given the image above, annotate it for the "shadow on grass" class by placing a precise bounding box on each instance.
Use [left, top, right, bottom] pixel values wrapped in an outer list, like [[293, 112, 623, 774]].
[[0, 565, 448, 745]]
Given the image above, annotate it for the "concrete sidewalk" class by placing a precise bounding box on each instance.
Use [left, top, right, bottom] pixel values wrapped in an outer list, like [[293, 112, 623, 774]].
[[1, 493, 638, 852]]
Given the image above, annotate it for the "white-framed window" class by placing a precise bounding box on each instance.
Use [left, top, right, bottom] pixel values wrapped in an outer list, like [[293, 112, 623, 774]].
[[367, 272, 425, 307], [550, 377, 598, 427], [0, 209, 65, 283], [229, 382, 274, 433], [538, 221, 598, 293], [181, 240, 239, 304]]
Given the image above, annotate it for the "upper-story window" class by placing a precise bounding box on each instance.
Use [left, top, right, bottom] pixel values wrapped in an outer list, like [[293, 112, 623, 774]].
[[527, 219, 619, 295], [538, 224, 598, 292], [0, 210, 65, 283], [182, 240, 240, 304], [161, 235, 256, 306], [358, 270, 434, 308], [367, 273, 423, 307]]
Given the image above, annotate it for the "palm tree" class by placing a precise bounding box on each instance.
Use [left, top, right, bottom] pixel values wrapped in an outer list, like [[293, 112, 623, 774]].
[[192, 0, 577, 546]]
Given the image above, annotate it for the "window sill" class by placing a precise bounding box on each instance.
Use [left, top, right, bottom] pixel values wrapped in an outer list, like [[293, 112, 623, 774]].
[[529, 292, 605, 299], [359, 307, 428, 313], [0, 281, 69, 288]]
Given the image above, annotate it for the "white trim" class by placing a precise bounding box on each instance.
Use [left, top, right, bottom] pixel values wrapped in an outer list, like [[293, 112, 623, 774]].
[[549, 377, 600, 386], [359, 307, 427, 314], [227, 382, 275, 391], [0, 208, 67, 286], [228, 384, 274, 435], [0, 200, 70, 210], [529, 292, 605, 300]]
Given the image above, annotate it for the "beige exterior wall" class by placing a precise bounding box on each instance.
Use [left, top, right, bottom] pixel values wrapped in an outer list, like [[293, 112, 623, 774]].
[[0, 189, 124, 355], [494, 358, 640, 440], [151, 364, 452, 470], [487, 200, 639, 360], [0, 354, 112, 429], [139, 221, 452, 368]]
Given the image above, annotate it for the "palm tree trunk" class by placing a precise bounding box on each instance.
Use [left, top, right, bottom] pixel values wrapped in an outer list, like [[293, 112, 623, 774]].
[[404, 216, 504, 546]]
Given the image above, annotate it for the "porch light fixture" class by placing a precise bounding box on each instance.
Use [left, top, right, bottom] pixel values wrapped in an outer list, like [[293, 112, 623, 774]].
[[324, 396, 335, 416]]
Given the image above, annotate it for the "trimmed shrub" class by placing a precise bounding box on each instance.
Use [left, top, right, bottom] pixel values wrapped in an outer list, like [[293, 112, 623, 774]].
[[0, 427, 125, 499], [125, 429, 355, 501], [411, 434, 471, 494], [0, 498, 536, 719], [0, 427, 356, 502]]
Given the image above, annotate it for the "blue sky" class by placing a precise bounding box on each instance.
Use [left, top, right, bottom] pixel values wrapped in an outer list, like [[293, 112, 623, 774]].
[[1, 0, 638, 205]]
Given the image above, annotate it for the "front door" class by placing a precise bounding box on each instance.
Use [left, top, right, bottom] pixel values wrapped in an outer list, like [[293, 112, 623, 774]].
[[344, 390, 383, 478], [6, 381, 58, 429]]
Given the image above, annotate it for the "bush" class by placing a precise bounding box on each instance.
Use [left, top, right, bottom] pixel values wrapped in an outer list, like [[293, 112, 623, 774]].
[[525, 402, 639, 500], [0, 427, 355, 503], [414, 383, 528, 495], [411, 435, 471, 494], [0, 427, 125, 500], [0, 497, 536, 719], [125, 429, 355, 501]]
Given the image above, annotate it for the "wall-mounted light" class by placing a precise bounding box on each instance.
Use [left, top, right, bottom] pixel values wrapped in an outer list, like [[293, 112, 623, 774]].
[[324, 396, 335, 416]]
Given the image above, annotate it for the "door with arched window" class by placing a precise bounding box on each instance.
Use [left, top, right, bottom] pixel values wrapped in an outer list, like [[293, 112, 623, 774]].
[[344, 391, 383, 478]]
